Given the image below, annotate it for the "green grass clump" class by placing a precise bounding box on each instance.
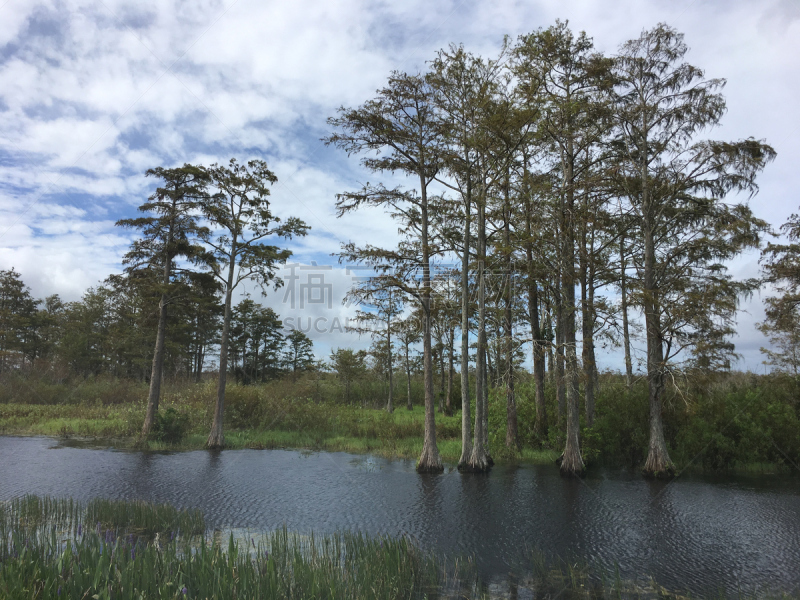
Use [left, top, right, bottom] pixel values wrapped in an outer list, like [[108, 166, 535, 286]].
[[1, 495, 203, 539], [0, 496, 457, 600], [85, 498, 204, 537]]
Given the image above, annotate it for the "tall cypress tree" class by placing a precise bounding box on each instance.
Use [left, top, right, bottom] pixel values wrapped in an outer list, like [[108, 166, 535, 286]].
[[116, 164, 211, 437]]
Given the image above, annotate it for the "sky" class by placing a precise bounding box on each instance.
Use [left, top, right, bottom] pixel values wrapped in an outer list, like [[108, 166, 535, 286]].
[[0, 0, 798, 371]]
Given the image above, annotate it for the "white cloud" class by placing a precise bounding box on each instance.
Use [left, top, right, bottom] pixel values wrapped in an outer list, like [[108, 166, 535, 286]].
[[0, 0, 797, 369]]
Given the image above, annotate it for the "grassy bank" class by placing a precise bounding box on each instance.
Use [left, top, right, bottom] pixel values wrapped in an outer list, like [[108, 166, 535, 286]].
[[0, 394, 558, 465], [3, 496, 795, 599], [1, 370, 799, 472]]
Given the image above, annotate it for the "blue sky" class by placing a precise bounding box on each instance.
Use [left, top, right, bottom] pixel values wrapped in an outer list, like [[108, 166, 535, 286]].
[[0, 0, 798, 371]]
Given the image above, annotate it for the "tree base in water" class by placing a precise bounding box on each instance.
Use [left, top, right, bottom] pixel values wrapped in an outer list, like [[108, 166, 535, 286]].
[[207, 432, 225, 450], [416, 461, 444, 474], [642, 446, 675, 479], [458, 460, 491, 473], [460, 448, 491, 473], [642, 463, 676, 479], [556, 452, 585, 477], [416, 445, 443, 473]]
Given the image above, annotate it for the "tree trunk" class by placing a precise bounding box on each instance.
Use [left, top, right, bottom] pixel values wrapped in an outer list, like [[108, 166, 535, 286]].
[[580, 260, 596, 428], [503, 199, 518, 450], [545, 304, 555, 383], [641, 176, 674, 477], [620, 233, 633, 387], [437, 346, 445, 414], [207, 289, 231, 449], [142, 253, 172, 438], [525, 197, 547, 441], [504, 285, 517, 449], [142, 294, 167, 438], [405, 343, 413, 410], [467, 198, 490, 472], [458, 200, 473, 469], [207, 261, 235, 449], [561, 276, 584, 476], [417, 176, 442, 473], [446, 322, 454, 416], [386, 320, 394, 413], [555, 293, 566, 422], [482, 331, 492, 464], [486, 337, 495, 388], [560, 148, 584, 477]]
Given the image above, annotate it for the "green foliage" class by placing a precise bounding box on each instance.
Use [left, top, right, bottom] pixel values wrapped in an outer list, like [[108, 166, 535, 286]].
[[2, 369, 800, 472], [329, 348, 368, 403], [582, 373, 800, 471], [759, 207, 800, 375], [582, 379, 650, 467], [0, 268, 40, 370], [670, 376, 800, 471], [151, 407, 191, 444]]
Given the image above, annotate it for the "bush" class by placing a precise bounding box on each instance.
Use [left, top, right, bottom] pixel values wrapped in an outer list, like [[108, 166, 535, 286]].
[[151, 407, 190, 443], [584, 380, 650, 467]]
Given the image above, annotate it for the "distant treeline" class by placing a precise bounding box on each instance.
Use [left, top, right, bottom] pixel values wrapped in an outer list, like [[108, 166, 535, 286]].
[[0, 268, 315, 383]]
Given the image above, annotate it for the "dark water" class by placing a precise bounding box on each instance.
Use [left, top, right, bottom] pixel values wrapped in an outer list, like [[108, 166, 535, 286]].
[[2, 436, 799, 597]]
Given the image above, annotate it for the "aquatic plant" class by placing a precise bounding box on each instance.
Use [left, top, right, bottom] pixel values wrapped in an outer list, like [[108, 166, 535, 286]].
[[0, 496, 450, 599]]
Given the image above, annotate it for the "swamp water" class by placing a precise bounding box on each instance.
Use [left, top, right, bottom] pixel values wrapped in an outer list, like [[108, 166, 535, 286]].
[[1, 435, 799, 597]]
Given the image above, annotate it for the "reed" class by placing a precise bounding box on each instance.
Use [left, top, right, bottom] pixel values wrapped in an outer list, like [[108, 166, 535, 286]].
[[0, 496, 455, 599]]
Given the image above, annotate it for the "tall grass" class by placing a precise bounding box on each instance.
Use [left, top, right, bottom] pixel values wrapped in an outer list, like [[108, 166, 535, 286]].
[[0, 496, 459, 599], [1, 495, 203, 538]]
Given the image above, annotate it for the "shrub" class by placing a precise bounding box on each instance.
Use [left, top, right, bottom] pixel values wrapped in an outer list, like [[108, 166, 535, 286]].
[[151, 407, 190, 443]]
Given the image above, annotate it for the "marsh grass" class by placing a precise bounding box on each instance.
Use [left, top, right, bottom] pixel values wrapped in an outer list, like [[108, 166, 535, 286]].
[[0, 496, 462, 599], [1, 495, 203, 538], [85, 498, 204, 537], [1, 496, 796, 599], [2, 370, 799, 472]]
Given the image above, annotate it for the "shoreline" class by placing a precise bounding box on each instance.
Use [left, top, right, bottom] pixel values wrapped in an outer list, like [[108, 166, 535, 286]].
[[1, 430, 793, 476]]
